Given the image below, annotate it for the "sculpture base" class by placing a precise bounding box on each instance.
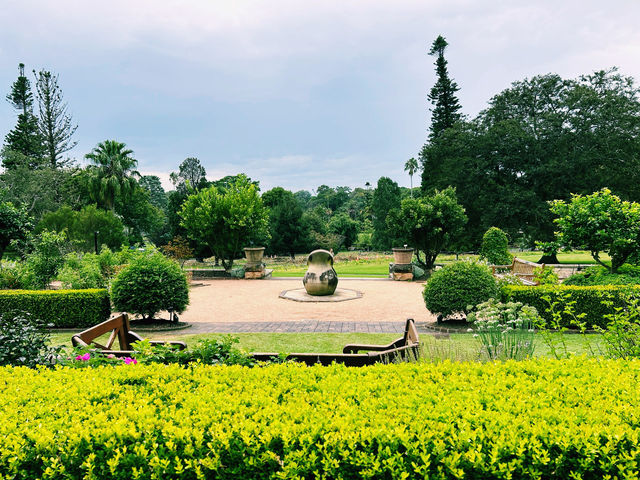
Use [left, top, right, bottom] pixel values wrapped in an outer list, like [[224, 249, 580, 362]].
[[279, 288, 363, 303]]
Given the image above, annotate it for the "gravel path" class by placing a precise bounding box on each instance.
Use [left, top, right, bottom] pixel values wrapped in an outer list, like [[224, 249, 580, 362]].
[[172, 278, 436, 333]]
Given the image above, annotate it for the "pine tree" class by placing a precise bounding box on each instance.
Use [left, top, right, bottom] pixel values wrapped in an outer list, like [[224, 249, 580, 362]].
[[4, 63, 44, 166], [33, 69, 78, 168], [420, 35, 463, 192], [426, 35, 462, 141]]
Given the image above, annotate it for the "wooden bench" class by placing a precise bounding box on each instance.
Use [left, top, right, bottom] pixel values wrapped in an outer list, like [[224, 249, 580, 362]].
[[491, 257, 544, 286], [71, 313, 187, 357], [251, 318, 420, 366]]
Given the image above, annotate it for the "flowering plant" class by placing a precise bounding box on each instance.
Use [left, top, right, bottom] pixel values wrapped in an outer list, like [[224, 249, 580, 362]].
[[468, 299, 538, 360]]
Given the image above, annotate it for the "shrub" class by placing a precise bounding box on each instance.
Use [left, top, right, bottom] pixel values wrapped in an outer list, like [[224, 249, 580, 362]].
[[564, 264, 640, 286], [479, 227, 512, 265], [532, 265, 559, 285], [4, 359, 640, 479], [0, 289, 111, 328], [595, 294, 640, 359], [502, 284, 640, 329], [423, 261, 498, 319], [111, 252, 189, 320], [0, 262, 23, 289], [0, 312, 60, 367], [21, 230, 68, 289], [57, 253, 106, 289]]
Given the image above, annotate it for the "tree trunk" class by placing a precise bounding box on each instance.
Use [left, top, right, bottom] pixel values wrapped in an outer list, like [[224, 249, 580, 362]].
[[537, 254, 559, 264]]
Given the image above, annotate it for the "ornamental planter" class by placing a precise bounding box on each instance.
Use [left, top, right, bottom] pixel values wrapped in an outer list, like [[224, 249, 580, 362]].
[[243, 247, 265, 266], [392, 247, 414, 265], [303, 249, 338, 296]]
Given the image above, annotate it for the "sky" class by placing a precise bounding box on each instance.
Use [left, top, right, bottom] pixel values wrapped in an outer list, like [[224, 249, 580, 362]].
[[1, 0, 640, 193]]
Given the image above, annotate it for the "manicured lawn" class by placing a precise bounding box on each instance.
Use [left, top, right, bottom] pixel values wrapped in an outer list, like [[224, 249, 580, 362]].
[[268, 250, 605, 277], [50, 330, 601, 359]]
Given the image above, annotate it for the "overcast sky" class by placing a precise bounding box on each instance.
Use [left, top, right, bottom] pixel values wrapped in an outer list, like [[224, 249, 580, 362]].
[[1, 0, 639, 193]]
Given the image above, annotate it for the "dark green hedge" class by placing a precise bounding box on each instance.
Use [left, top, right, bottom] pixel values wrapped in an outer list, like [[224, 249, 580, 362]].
[[502, 285, 640, 328], [0, 289, 110, 328]]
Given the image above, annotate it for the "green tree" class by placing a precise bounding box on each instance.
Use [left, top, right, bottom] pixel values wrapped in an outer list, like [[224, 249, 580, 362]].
[[426, 35, 462, 142], [38, 205, 126, 252], [329, 212, 359, 249], [404, 157, 419, 197], [262, 187, 308, 257], [85, 140, 140, 211], [170, 157, 208, 193], [0, 201, 33, 260], [139, 175, 168, 212], [4, 63, 44, 164], [371, 177, 401, 250], [180, 174, 269, 270], [387, 187, 467, 269], [549, 188, 640, 273], [33, 69, 77, 168], [115, 185, 168, 246], [420, 69, 640, 248]]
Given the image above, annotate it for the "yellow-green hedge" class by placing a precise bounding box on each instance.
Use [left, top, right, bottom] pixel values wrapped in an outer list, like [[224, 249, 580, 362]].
[[502, 284, 640, 328], [0, 289, 110, 328], [3, 359, 640, 479]]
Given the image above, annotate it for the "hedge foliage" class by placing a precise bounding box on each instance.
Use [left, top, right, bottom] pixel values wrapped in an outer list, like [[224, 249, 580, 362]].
[[502, 284, 640, 328], [0, 289, 110, 328], [3, 359, 640, 479]]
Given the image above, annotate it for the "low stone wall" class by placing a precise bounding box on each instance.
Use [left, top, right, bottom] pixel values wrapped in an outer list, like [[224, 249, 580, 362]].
[[187, 269, 232, 279]]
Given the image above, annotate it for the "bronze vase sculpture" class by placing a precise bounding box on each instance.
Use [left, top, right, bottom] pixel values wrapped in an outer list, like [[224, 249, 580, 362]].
[[303, 249, 338, 296]]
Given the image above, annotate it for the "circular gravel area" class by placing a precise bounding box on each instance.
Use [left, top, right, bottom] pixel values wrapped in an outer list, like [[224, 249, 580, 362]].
[[176, 278, 434, 324]]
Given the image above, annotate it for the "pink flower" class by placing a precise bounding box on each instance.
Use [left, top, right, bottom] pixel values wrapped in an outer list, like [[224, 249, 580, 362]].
[[75, 353, 91, 361], [123, 357, 137, 365], [106, 354, 116, 359]]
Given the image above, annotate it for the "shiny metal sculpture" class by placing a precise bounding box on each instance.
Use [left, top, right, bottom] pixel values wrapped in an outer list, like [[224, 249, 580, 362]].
[[303, 249, 338, 296]]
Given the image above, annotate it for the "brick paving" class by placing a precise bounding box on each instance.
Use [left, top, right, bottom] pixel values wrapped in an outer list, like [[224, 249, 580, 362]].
[[172, 320, 409, 334]]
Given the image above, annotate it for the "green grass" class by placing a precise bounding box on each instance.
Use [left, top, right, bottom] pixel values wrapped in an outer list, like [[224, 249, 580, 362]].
[[50, 330, 601, 359], [268, 250, 605, 277]]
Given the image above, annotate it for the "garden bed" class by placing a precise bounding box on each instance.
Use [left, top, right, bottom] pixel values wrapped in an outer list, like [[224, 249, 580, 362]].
[[2, 359, 640, 479]]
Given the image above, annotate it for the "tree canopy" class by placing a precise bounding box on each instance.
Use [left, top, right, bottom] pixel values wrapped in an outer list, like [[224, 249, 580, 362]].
[[387, 187, 467, 269], [179, 174, 269, 270], [420, 69, 640, 247], [549, 188, 640, 273]]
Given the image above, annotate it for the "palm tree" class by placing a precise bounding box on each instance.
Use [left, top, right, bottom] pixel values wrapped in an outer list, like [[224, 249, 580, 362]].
[[85, 140, 140, 210], [404, 157, 419, 197]]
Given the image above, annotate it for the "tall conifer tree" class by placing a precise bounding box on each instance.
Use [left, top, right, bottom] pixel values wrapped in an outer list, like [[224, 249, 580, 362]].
[[420, 35, 462, 191], [426, 35, 462, 140], [33, 69, 78, 168], [4, 63, 44, 167]]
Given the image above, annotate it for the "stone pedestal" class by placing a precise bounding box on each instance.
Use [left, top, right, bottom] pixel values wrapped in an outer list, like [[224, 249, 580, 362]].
[[389, 262, 414, 281]]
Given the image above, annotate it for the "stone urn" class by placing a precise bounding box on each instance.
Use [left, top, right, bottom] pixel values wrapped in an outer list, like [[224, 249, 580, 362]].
[[303, 249, 338, 296], [244, 247, 265, 266], [392, 247, 414, 265]]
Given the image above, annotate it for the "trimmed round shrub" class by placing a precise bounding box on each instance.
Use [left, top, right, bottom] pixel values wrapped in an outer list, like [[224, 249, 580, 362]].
[[479, 227, 512, 265], [111, 253, 189, 320], [423, 261, 499, 319]]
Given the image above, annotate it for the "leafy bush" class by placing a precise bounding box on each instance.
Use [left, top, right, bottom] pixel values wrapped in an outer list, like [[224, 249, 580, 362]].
[[502, 284, 640, 329], [111, 252, 189, 320], [20, 230, 68, 289], [0, 289, 110, 328], [0, 262, 23, 289], [479, 227, 512, 265], [532, 265, 559, 285], [57, 253, 106, 289], [564, 264, 640, 286], [423, 261, 498, 319], [4, 359, 640, 479], [595, 294, 640, 359], [0, 312, 60, 367], [468, 299, 538, 360]]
